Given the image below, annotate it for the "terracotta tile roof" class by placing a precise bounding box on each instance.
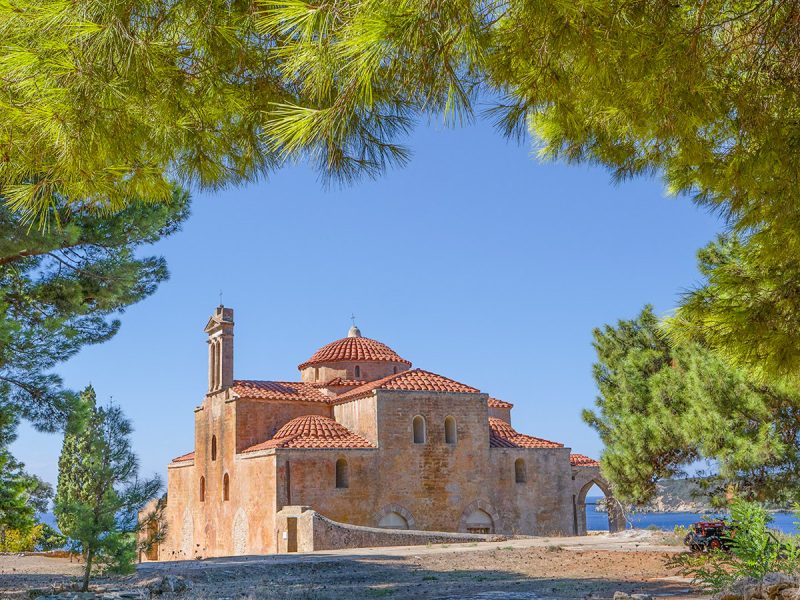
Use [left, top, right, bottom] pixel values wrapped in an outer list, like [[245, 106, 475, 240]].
[[570, 453, 600, 467], [232, 380, 330, 403], [488, 397, 513, 409], [298, 336, 411, 370], [488, 417, 563, 449], [312, 377, 366, 388], [172, 451, 195, 462], [333, 369, 481, 403], [241, 415, 374, 452]]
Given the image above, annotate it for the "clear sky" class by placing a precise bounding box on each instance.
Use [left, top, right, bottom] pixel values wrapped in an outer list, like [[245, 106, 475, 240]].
[[11, 118, 721, 488]]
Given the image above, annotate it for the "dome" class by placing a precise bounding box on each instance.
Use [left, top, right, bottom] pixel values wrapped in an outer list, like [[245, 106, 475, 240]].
[[264, 415, 373, 449], [298, 335, 411, 370], [273, 414, 355, 440]]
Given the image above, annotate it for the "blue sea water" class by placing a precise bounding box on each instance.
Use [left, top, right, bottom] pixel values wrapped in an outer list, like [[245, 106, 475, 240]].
[[585, 497, 800, 534]]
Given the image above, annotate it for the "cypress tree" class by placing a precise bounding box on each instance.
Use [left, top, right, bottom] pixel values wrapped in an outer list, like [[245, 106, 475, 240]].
[[55, 386, 161, 591]]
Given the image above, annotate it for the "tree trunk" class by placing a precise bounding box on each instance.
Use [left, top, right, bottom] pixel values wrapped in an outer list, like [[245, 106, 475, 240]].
[[81, 548, 93, 592]]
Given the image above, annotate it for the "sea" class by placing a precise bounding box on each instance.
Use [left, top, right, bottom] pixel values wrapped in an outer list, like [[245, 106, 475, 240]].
[[586, 496, 800, 534]]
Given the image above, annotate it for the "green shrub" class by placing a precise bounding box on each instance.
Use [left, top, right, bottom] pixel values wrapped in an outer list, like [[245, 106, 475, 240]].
[[669, 500, 800, 592], [0, 524, 42, 552], [36, 524, 67, 552]]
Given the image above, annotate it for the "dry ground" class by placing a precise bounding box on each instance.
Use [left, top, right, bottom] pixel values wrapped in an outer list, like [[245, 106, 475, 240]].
[[0, 531, 706, 600]]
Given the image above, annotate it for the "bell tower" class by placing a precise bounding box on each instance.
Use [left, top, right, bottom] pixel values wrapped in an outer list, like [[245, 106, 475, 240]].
[[204, 305, 234, 393]]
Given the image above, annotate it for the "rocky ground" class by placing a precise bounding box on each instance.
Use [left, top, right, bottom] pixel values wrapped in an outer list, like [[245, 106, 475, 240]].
[[0, 531, 705, 600]]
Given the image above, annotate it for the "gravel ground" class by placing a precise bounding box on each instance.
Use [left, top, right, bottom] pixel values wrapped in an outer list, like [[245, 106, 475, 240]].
[[0, 532, 706, 600]]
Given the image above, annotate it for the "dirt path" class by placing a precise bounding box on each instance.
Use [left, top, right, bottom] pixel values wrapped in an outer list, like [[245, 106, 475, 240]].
[[1, 532, 705, 600]]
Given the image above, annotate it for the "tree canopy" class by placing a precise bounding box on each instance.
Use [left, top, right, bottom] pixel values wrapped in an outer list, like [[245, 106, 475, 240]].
[[56, 386, 162, 590], [585, 303, 800, 506], [4, 0, 800, 377], [0, 187, 189, 429], [0, 400, 52, 536]]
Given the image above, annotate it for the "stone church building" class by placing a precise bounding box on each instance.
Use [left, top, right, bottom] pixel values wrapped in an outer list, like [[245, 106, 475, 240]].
[[151, 306, 622, 560]]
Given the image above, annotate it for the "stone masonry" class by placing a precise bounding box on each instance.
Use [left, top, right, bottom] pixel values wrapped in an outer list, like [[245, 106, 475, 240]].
[[145, 307, 623, 561]]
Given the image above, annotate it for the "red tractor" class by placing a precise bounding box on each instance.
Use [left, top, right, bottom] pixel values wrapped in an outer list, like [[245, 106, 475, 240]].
[[683, 520, 734, 552]]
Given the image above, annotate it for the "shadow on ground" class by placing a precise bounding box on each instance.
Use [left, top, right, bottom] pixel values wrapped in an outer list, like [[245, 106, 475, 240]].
[[136, 551, 699, 600]]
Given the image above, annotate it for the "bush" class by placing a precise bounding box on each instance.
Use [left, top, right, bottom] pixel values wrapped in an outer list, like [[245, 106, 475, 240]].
[[668, 500, 800, 592], [0, 524, 42, 552], [36, 524, 67, 552]]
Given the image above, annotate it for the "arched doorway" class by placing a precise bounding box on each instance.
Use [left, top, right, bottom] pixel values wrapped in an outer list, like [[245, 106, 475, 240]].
[[574, 478, 625, 535]]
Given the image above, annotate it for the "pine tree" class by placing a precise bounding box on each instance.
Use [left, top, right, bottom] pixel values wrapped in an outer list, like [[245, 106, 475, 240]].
[[585, 305, 800, 506], [0, 186, 190, 430], [55, 386, 161, 591], [0, 400, 52, 544], [5, 1, 800, 378]]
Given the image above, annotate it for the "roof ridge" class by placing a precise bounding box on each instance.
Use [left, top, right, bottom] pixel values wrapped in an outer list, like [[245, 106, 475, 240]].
[[332, 368, 480, 404]]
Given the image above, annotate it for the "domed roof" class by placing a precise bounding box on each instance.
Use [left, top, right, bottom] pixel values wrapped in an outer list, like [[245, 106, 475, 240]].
[[242, 415, 374, 451], [273, 414, 353, 440], [298, 334, 411, 370]]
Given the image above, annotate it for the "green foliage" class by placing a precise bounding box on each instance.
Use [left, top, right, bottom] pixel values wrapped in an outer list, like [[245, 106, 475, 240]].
[[669, 500, 800, 592], [36, 523, 67, 551], [55, 386, 162, 590], [0, 523, 42, 552], [4, 0, 800, 377], [668, 233, 800, 381], [257, 0, 800, 380], [585, 304, 800, 505], [0, 1, 287, 223], [0, 187, 189, 429], [0, 522, 66, 552], [0, 400, 53, 535]]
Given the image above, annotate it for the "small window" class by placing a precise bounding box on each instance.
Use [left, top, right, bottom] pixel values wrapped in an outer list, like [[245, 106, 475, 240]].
[[393, 366, 398, 374], [223, 473, 230, 501], [515, 458, 526, 483], [211, 435, 217, 461], [354, 365, 361, 378], [412, 415, 426, 444], [444, 416, 457, 444], [199, 476, 205, 502], [314, 367, 319, 381], [335, 458, 349, 489]]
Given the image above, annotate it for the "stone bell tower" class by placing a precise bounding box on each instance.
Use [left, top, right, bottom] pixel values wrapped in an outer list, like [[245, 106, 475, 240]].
[[204, 305, 234, 393]]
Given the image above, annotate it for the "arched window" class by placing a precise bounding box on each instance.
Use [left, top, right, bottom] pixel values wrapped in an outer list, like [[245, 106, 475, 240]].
[[412, 415, 426, 444], [515, 458, 526, 483], [335, 458, 349, 489], [211, 435, 217, 461], [465, 508, 494, 534], [444, 416, 457, 444], [223, 473, 230, 501], [354, 365, 361, 378], [378, 512, 409, 530], [199, 476, 205, 502], [393, 366, 398, 374]]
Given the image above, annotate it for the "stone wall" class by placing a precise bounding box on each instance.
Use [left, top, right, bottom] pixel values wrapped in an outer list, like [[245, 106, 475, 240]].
[[274, 506, 505, 553]]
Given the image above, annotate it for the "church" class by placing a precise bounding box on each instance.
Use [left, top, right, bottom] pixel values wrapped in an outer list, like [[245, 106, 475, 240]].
[[149, 306, 622, 560]]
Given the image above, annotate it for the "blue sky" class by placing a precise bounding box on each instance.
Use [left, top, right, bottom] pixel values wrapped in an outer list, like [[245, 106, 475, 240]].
[[11, 118, 721, 487]]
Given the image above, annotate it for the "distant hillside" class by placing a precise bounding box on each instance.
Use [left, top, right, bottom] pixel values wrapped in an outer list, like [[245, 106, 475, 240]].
[[595, 478, 714, 513], [633, 479, 714, 513]]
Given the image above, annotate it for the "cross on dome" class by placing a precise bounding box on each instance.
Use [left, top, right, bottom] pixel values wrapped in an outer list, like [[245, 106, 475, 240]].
[[348, 314, 362, 338]]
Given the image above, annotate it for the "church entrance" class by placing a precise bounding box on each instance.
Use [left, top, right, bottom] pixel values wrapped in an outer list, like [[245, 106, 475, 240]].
[[286, 517, 298, 552]]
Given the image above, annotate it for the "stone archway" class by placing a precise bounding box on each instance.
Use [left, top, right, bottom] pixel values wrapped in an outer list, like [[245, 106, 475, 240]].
[[374, 504, 416, 530], [459, 500, 501, 534], [572, 470, 626, 535]]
